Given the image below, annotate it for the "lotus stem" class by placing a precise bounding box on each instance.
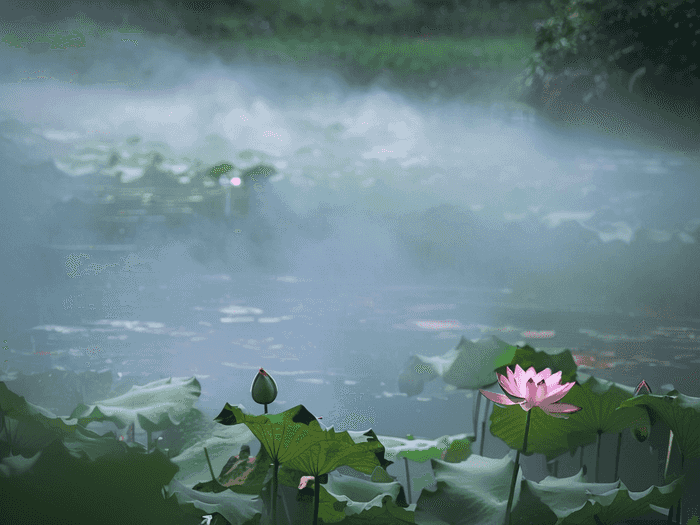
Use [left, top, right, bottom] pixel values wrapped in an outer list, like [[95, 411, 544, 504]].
[[203, 447, 216, 482], [662, 429, 682, 525], [613, 432, 622, 481], [271, 458, 280, 525], [505, 408, 531, 525], [547, 457, 559, 477], [666, 503, 675, 525], [595, 430, 602, 483], [0, 410, 10, 456], [472, 390, 482, 444], [579, 444, 585, 477], [404, 456, 412, 504], [480, 398, 491, 457], [593, 515, 605, 525], [675, 452, 684, 525], [313, 471, 321, 525]]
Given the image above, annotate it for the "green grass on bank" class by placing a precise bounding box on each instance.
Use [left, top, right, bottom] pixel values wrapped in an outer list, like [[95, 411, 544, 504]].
[[215, 27, 536, 77], [207, 0, 549, 39]]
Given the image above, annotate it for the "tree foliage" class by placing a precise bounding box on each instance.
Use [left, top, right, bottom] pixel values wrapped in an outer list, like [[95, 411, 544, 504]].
[[523, 0, 699, 106]]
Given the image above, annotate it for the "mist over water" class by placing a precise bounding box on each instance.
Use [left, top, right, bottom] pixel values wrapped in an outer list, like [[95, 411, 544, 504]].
[[1, 18, 700, 424]]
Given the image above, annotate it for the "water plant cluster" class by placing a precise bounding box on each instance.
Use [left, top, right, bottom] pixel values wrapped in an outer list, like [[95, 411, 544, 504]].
[[0, 336, 698, 524]]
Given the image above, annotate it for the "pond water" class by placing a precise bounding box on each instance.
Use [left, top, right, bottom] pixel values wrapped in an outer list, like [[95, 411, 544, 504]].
[[1, 25, 699, 440]]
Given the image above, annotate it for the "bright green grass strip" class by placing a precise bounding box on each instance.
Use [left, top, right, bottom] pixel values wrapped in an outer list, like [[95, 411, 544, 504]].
[[228, 29, 535, 76]]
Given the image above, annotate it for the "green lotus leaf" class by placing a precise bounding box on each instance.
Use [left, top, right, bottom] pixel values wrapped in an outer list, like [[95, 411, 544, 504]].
[[401, 335, 517, 392], [416, 453, 684, 525], [208, 162, 235, 179], [0, 381, 82, 452], [69, 376, 201, 433], [550, 475, 684, 525], [489, 373, 649, 460], [378, 432, 474, 463], [416, 451, 525, 525], [619, 390, 700, 461], [490, 399, 578, 461], [282, 426, 385, 478], [214, 403, 324, 465], [0, 451, 42, 477], [495, 344, 578, 384]]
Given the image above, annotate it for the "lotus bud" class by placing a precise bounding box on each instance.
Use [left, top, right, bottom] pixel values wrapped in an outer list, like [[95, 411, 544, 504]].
[[251, 367, 277, 413]]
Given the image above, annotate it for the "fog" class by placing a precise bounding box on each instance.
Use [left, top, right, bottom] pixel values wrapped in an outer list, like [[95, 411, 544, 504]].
[[1, 15, 699, 406]]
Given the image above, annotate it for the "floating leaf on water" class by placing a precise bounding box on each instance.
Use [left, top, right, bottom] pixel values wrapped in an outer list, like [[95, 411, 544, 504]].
[[208, 162, 235, 179]]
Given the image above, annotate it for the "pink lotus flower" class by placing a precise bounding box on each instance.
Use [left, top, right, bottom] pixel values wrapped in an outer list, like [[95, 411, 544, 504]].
[[479, 364, 581, 418], [480, 365, 582, 525]]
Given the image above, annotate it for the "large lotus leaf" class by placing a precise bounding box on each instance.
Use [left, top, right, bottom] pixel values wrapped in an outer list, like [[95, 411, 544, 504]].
[[0, 434, 184, 524], [343, 428, 393, 471], [215, 403, 325, 464], [403, 336, 516, 391], [415, 451, 523, 525], [0, 451, 42, 478], [323, 478, 413, 522], [274, 462, 413, 523], [573, 372, 635, 396], [217, 404, 389, 482], [488, 376, 648, 461], [61, 423, 143, 460], [443, 336, 518, 389], [2, 368, 113, 416], [495, 345, 578, 384], [511, 470, 683, 525], [371, 465, 397, 483], [0, 385, 137, 460], [166, 477, 261, 525], [489, 400, 578, 461], [538, 474, 684, 525], [374, 432, 474, 464], [258, 465, 413, 525], [573, 372, 653, 443], [282, 426, 385, 478], [170, 420, 256, 489], [619, 390, 700, 461], [0, 381, 81, 451], [398, 369, 425, 396], [567, 375, 650, 435], [510, 478, 559, 525], [69, 376, 201, 432], [0, 415, 64, 457]]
